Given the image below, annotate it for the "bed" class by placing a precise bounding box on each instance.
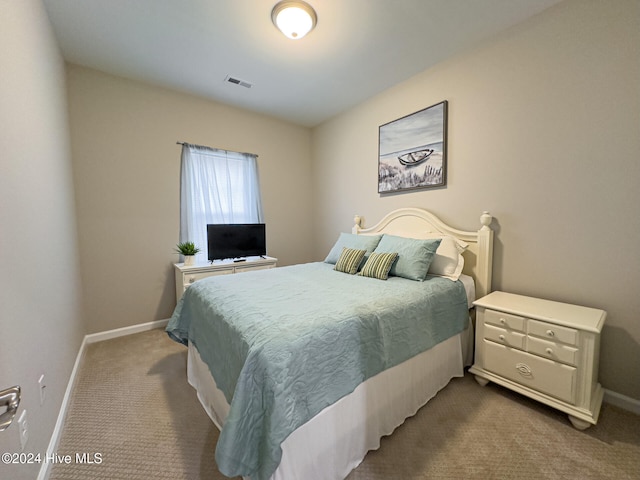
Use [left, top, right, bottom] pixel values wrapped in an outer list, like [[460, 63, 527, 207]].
[[167, 207, 494, 480]]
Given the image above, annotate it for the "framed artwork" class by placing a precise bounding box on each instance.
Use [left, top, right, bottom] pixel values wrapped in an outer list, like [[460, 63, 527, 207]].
[[378, 100, 448, 194]]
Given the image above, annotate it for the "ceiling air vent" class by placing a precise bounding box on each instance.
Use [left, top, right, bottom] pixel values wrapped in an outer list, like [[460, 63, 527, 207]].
[[225, 75, 252, 89]]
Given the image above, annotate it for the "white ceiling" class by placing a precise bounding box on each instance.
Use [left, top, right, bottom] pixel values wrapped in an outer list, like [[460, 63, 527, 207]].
[[43, 0, 562, 127]]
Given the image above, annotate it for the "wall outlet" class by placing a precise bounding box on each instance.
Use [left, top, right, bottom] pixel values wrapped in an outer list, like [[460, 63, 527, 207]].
[[18, 410, 28, 451], [38, 374, 46, 406]]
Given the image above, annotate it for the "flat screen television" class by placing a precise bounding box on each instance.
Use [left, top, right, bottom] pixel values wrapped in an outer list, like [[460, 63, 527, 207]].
[[207, 223, 266, 261]]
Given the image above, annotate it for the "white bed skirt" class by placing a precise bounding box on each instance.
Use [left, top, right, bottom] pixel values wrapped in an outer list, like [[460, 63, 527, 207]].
[[187, 321, 473, 480]]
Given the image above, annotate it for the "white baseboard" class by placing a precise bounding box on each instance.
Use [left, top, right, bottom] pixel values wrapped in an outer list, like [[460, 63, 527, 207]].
[[37, 335, 88, 480], [85, 318, 170, 344], [38, 318, 170, 480], [604, 388, 640, 415]]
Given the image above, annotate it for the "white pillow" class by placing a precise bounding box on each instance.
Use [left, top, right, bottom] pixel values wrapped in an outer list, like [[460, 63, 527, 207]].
[[426, 235, 466, 281]]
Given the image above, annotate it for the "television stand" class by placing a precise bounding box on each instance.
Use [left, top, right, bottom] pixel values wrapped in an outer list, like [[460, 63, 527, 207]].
[[174, 255, 277, 302]]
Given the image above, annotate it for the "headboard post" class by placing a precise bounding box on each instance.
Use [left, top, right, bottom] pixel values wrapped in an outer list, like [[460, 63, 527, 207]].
[[352, 215, 362, 234], [475, 211, 494, 299]]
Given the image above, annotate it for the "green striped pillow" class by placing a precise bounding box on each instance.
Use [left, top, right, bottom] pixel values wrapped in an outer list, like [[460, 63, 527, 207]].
[[358, 252, 398, 280], [334, 247, 367, 275]]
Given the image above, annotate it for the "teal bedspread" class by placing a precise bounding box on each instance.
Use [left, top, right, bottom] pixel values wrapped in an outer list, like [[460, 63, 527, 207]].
[[166, 262, 469, 480]]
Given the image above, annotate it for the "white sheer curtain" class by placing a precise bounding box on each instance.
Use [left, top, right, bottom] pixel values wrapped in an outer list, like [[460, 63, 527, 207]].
[[180, 143, 264, 264]]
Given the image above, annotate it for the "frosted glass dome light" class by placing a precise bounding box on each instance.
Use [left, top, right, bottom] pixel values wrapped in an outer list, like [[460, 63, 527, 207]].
[[271, 1, 317, 40]]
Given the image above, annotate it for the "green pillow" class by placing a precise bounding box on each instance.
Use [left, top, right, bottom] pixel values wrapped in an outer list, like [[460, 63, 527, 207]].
[[334, 247, 367, 275], [358, 252, 398, 280], [374, 235, 441, 281]]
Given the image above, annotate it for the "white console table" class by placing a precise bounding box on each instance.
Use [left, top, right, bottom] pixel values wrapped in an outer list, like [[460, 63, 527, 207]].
[[174, 256, 277, 301], [469, 291, 606, 430]]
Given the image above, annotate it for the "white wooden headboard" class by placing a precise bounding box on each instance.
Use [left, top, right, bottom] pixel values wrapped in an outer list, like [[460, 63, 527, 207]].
[[352, 207, 494, 299]]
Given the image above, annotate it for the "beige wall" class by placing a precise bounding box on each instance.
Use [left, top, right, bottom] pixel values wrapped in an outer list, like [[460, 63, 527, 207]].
[[66, 65, 314, 334], [312, 0, 640, 400], [0, 1, 85, 478]]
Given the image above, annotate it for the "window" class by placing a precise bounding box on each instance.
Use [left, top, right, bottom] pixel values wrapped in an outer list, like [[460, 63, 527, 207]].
[[179, 143, 263, 263]]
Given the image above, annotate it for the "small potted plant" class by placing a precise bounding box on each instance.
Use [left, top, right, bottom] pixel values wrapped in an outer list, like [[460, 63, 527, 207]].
[[175, 241, 200, 266]]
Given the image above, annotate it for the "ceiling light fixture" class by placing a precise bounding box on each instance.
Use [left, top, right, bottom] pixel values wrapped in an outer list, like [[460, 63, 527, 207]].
[[271, 1, 317, 40]]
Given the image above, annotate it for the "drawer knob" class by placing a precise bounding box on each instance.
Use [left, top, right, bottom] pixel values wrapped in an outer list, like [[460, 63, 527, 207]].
[[545, 348, 553, 355], [499, 334, 506, 342], [189, 276, 196, 283], [500, 318, 506, 324], [546, 330, 555, 337]]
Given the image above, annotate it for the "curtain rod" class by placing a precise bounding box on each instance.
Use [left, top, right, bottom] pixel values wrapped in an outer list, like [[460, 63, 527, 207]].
[[176, 141, 258, 158]]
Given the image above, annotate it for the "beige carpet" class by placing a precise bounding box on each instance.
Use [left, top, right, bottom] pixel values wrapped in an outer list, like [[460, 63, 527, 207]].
[[49, 328, 640, 480]]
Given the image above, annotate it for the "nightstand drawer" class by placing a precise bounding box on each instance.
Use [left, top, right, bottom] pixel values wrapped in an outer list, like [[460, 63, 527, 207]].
[[483, 340, 576, 404], [485, 309, 525, 331], [184, 268, 233, 285], [527, 336, 578, 366], [234, 263, 273, 274], [484, 324, 526, 349], [528, 319, 578, 346]]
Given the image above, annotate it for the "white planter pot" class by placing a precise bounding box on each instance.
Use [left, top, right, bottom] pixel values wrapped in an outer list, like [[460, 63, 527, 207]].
[[183, 255, 195, 266]]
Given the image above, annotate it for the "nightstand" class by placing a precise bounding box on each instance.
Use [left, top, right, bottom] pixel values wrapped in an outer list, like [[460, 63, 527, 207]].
[[469, 291, 606, 429], [174, 256, 277, 302]]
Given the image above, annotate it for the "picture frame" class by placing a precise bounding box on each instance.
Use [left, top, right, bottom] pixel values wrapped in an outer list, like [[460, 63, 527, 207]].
[[378, 100, 448, 194]]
